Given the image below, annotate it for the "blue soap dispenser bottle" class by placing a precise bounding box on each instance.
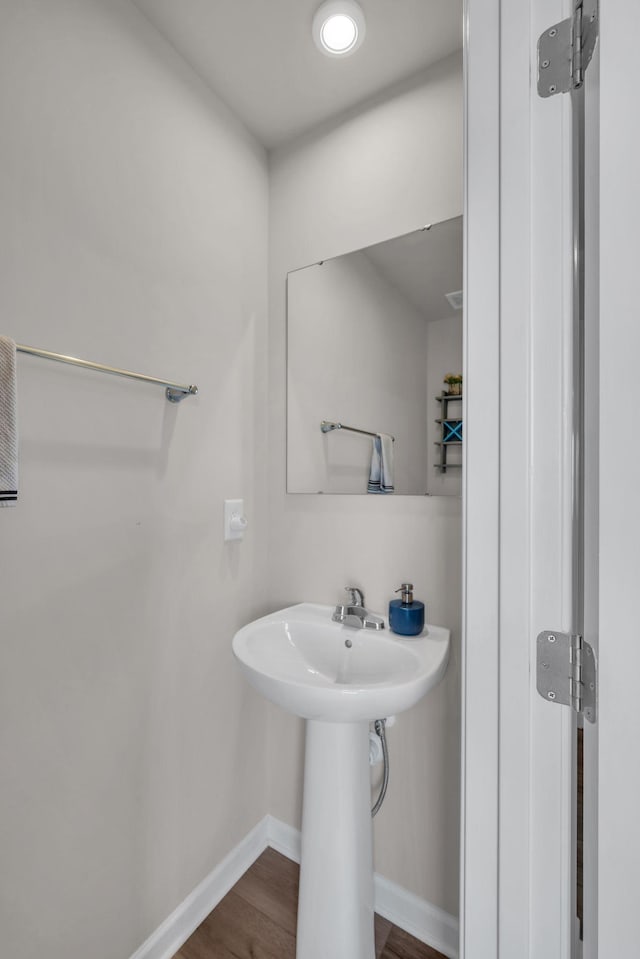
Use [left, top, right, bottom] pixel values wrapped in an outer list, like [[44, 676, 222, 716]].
[[389, 583, 425, 636]]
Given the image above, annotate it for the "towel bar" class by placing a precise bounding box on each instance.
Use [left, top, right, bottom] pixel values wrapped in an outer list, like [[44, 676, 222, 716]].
[[320, 420, 394, 441], [16, 344, 198, 403]]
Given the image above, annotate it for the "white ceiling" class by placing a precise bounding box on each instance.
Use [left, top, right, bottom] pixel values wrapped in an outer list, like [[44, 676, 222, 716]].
[[132, 0, 463, 149], [364, 216, 463, 322]]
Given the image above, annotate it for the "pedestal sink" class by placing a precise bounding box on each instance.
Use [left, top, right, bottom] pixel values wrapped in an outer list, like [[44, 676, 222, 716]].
[[232, 603, 450, 959]]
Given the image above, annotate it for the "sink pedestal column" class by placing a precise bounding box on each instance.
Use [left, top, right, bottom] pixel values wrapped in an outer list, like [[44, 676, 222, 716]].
[[296, 719, 375, 959]]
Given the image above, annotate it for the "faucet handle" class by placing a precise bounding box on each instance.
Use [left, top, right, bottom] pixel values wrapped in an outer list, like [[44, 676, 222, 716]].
[[344, 586, 365, 608]]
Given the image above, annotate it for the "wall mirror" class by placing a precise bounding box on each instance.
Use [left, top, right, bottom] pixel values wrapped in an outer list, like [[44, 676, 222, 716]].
[[286, 215, 463, 495]]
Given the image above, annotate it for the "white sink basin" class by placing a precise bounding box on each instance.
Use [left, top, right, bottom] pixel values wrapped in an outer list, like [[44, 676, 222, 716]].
[[233, 602, 451, 958], [232, 602, 450, 722]]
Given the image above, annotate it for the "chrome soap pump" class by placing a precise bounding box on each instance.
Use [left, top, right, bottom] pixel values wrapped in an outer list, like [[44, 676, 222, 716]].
[[388, 583, 425, 636]]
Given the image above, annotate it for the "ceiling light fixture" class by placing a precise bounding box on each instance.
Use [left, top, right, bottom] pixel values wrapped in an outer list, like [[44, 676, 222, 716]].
[[312, 0, 366, 58]]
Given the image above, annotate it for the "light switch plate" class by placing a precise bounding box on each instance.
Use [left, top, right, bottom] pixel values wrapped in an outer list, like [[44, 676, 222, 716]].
[[224, 499, 246, 541]]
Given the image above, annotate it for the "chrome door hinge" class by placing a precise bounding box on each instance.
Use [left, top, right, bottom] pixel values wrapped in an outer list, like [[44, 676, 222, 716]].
[[536, 630, 597, 723], [538, 1, 599, 98]]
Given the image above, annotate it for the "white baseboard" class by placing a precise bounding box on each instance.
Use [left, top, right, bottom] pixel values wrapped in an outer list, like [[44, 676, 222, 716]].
[[129, 816, 270, 959], [130, 815, 458, 959], [373, 873, 458, 959], [265, 814, 301, 862]]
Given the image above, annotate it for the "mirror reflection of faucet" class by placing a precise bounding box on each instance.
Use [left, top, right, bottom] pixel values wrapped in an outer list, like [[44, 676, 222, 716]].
[[332, 586, 385, 630]]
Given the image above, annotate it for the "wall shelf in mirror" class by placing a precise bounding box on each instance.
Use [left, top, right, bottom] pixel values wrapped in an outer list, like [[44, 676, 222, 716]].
[[434, 392, 463, 474]]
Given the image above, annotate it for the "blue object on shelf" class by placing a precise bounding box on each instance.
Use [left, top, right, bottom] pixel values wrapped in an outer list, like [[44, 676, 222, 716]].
[[443, 419, 463, 443]]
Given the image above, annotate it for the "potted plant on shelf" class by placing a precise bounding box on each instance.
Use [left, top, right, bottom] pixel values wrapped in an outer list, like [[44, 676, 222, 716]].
[[443, 373, 463, 395]]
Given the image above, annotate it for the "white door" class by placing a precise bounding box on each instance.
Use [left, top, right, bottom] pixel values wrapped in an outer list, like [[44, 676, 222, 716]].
[[597, 0, 640, 953], [582, 18, 599, 959], [462, 0, 602, 955]]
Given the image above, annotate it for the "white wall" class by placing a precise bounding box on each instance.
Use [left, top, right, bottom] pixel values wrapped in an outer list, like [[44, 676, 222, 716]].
[[0, 3, 269, 958], [287, 251, 428, 494], [268, 53, 463, 915]]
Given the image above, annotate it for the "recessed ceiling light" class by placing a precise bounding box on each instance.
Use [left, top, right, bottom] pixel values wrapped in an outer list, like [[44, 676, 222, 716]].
[[312, 1, 366, 58]]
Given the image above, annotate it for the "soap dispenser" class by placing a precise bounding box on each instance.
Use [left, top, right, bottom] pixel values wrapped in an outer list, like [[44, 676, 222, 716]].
[[388, 583, 425, 636]]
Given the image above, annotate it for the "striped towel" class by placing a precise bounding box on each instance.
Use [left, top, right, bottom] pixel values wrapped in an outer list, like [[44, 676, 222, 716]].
[[367, 433, 394, 494], [0, 336, 18, 507]]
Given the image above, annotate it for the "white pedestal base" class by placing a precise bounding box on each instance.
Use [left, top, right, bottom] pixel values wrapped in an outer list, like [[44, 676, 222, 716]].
[[296, 720, 374, 959]]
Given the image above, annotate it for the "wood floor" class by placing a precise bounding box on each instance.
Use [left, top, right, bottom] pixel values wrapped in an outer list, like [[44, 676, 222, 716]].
[[173, 847, 447, 959]]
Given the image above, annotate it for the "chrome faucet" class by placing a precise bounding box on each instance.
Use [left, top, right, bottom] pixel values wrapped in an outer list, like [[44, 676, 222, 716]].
[[345, 586, 364, 608], [332, 586, 385, 630]]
